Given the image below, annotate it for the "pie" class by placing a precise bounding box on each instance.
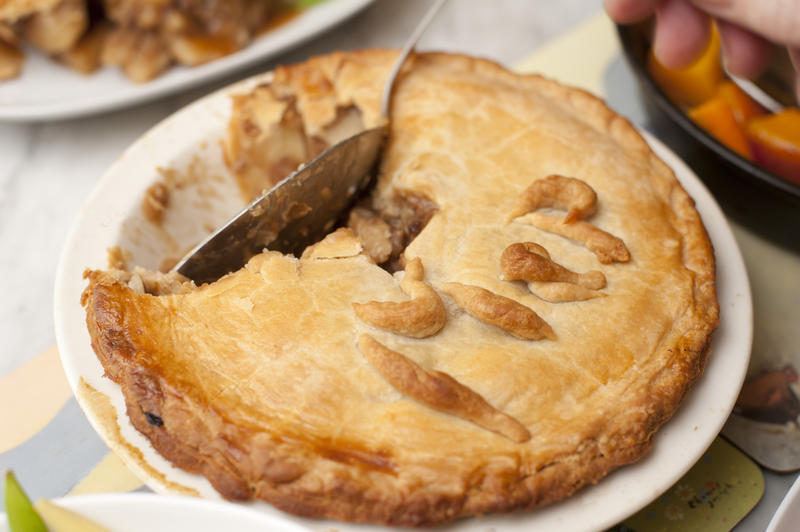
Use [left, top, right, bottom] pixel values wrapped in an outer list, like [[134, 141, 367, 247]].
[[0, 0, 289, 82], [81, 50, 720, 526]]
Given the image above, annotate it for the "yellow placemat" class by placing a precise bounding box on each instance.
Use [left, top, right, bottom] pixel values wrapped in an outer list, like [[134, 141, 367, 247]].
[[618, 439, 764, 531], [68, 452, 143, 495], [0, 344, 144, 494], [0, 346, 72, 454], [514, 12, 618, 96]]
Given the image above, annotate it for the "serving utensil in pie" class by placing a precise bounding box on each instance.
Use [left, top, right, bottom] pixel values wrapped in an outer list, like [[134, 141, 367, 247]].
[[173, 0, 448, 285]]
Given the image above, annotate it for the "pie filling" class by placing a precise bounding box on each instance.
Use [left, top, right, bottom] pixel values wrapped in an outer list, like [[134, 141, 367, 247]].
[[82, 51, 719, 526]]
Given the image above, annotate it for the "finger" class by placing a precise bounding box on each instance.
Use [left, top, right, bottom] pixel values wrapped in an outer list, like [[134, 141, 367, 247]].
[[653, 0, 712, 69], [716, 20, 773, 79], [691, 0, 800, 48], [604, 0, 660, 24]]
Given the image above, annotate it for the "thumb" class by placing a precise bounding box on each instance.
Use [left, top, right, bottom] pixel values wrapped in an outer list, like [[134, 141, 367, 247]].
[[691, 0, 800, 48]]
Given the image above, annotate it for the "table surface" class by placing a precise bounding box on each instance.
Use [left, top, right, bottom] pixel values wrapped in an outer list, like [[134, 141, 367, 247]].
[[0, 1, 798, 530]]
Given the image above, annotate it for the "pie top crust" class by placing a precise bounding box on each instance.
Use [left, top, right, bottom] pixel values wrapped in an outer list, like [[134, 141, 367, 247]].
[[82, 50, 719, 526]]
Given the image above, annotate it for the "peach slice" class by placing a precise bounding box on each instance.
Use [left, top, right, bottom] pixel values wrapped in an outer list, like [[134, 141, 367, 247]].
[[688, 95, 753, 159], [715, 81, 766, 126], [747, 109, 800, 184]]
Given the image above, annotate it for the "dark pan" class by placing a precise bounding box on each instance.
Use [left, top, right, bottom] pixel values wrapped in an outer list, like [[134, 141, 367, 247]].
[[616, 21, 800, 251]]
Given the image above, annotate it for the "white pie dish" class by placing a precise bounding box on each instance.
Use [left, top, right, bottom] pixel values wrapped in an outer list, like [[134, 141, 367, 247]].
[[0, 493, 312, 532], [767, 475, 800, 532], [53, 68, 753, 532]]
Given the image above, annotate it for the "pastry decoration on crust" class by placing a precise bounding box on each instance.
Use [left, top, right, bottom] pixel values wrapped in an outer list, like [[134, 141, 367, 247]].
[[357, 334, 531, 443], [523, 213, 631, 264], [81, 50, 719, 527], [439, 282, 555, 340], [353, 257, 446, 338], [500, 242, 606, 289], [500, 242, 607, 303], [508, 174, 598, 224], [509, 175, 631, 264]]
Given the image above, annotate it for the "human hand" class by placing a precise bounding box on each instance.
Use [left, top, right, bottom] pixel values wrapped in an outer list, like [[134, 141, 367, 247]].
[[605, 0, 799, 98]]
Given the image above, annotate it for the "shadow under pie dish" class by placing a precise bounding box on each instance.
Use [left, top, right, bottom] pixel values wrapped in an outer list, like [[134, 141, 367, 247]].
[[79, 50, 720, 527]]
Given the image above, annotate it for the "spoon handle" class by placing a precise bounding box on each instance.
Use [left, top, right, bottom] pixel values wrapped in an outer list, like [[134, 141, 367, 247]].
[[728, 72, 785, 113], [380, 0, 449, 120]]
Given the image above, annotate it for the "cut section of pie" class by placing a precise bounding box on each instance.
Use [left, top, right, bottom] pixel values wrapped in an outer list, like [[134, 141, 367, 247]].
[[82, 50, 719, 526]]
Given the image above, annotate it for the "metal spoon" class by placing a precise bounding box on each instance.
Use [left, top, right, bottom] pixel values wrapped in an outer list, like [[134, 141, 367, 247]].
[[726, 47, 797, 113], [173, 0, 448, 285]]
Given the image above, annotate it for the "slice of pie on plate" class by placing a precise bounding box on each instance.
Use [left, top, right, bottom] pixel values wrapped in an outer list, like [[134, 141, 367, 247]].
[[81, 50, 719, 526], [0, 0, 291, 82]]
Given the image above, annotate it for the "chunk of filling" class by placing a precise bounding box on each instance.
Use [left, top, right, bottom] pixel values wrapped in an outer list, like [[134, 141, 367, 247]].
[[347, 194, 438, 272], [226, 86, 367, 198]]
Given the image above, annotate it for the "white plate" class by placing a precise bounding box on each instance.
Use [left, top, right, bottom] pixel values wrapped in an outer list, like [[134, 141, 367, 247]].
[[0, 493, 312, 532], [767, 475, 800, 532], [0, 0, 374, 122], [54, 70, 753, 532]]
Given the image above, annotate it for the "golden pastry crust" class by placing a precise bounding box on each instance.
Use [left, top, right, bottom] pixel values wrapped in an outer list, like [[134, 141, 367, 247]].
[[82, 50, 719, 526]]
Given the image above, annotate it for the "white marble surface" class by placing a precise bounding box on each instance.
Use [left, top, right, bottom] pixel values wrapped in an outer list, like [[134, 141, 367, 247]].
[[0, 0, 597, 376]]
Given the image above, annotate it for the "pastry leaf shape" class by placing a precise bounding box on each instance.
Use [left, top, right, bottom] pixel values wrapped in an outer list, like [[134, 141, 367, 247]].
[[440, 282, 555, 341], [353, 258, 446, 338], [357, 334, 531, 443], [500, 242, 606, 289], [508, 174, 597, 224], [525, 281, 605, 303], [524, 213, 630, 264]]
